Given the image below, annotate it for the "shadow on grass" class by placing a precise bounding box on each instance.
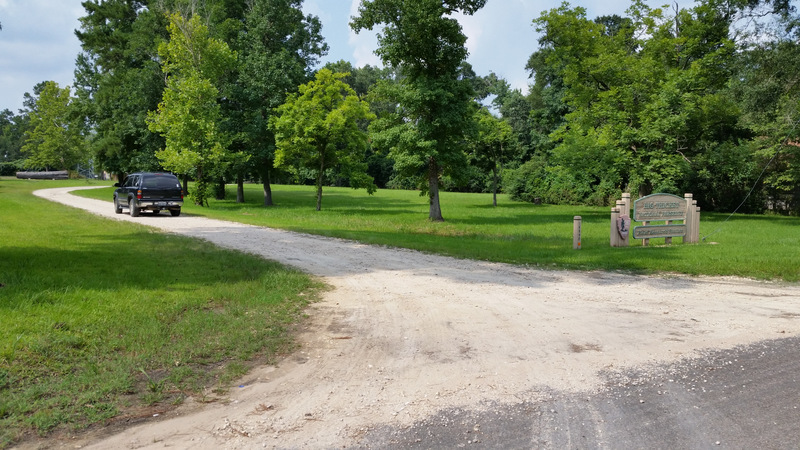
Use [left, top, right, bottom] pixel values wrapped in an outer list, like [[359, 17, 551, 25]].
[[0, 231, 282, 310]]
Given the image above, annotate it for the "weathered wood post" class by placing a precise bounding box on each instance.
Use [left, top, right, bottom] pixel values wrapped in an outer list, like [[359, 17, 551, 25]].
[[684, 193, 695, 244], [622, 193, 631, 219], [610, 207, 620, 247], [616, 200, 630, 247], [694, 203, 700, 243], [573, 216, 582, 250], [665, 219, 673, 245]]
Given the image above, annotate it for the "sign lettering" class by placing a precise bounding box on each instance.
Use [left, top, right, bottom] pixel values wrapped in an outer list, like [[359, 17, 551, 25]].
[[633, 194, 687, 222], [632, 224, 687, 239]]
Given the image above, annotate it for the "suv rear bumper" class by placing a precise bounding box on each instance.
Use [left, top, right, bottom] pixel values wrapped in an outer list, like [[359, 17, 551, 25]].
[[137, 200, 183, 210]]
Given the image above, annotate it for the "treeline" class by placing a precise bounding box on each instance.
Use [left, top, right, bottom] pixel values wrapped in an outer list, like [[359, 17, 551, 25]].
[[1, 0, 799, 215]]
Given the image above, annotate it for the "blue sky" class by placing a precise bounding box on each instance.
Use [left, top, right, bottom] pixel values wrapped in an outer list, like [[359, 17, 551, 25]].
[[0, 0, 633, 113]]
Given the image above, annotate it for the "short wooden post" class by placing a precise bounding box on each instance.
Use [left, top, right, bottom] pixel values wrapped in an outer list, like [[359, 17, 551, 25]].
[[621, 193, 631, 218], [616, 200, 629, 247], [694, 204, 700, 243], [684, 193, 694, 244], [610, 207, 620, 247], [642, 221, 650, 247], [665, 220, 673, 245], [573, 216, 582, 250]]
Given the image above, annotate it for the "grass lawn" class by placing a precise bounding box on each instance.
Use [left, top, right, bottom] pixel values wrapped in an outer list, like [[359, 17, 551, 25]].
[[77, 180, 800, 281], [0, 178, 321, 447]]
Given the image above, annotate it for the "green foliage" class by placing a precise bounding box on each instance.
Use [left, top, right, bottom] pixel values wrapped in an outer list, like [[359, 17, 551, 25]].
[[75, 0, 168, 178], [471, 109, 515, 206], [235, 0, 328, 206], [507, 1, 780, 208], [729, 34, 800, 214], [270, 69, 376, 210], [0, 109, 28, 170], [352, 0, 487, 221], [55, 0, 800, 215], [147, 13, 238, 206], [20, 81, 85, 171]]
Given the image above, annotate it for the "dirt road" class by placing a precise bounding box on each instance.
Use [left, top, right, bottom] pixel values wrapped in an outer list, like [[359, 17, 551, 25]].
[[31, 187, 800, 449]]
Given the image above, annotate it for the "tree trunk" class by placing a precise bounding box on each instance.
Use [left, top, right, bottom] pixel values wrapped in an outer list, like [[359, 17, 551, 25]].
[[492, 165, 498, 207], [428, 158, 444, 221], [182, 175, 189, 197], [236, 175, 244, 203], [316, 157, 325, 211], [262, 168, 273, 206], [214, 178, 226, 200]]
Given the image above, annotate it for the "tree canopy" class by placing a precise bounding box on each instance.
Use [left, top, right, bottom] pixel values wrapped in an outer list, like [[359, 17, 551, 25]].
[[20, 81, 85, 171], [3, 0, 800, 214], [146, 13, 238, 206], [270, 68, 376, 211]]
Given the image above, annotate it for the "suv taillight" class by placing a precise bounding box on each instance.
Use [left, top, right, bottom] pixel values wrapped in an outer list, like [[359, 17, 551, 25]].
[[137, 189, 143, 200]]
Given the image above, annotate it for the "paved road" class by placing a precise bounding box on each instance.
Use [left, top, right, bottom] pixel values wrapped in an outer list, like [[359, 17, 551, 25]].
[[359, 336, 800, 449]]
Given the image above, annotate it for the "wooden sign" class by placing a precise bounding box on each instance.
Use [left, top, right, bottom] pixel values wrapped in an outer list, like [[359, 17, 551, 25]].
[[633, 193, 687, 221], [633, 224, 687, 239]]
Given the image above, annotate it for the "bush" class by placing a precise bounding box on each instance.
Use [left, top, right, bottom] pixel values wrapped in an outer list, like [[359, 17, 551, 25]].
[[0, 162, 21, 176]]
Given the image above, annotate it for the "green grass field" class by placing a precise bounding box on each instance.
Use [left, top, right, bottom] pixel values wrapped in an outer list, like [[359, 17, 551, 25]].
[[77, 180, 800, 281], [0, 179, 321, 447]]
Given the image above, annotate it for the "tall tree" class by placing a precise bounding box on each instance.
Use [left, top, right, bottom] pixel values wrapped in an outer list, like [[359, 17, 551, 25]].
[[147, 13, 238, 206], [471, 108, 514, 206], [21, 81, 85, 171], [75, 0, 168, 181], [237, 0, 327, 206], [351, 0, 487, 221], [270, 68, 376, 211]]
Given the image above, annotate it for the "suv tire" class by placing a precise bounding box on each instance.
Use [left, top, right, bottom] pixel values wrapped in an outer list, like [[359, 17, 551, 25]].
[[114, 196, 123, 214], [129, 198, 141, 217], [170, 208, 181, 217]]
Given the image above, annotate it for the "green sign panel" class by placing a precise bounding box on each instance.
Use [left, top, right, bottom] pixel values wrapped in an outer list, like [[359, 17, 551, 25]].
[[633, 193, 687, 222], [633, 224, 687, 239]]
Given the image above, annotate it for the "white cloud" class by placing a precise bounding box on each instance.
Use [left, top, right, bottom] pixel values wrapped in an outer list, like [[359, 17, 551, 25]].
[[348, 0, 382, 67], [0, 0, 83, 111]]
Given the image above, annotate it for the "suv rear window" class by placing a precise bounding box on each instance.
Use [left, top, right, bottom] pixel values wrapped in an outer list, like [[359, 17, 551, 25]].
[[143, 175, 180, 189]]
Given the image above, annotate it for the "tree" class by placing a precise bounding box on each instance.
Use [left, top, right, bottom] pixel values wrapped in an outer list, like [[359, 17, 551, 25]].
[[147, 13, 238, 206], [728, 9, 800, 214], [237, 0, 327, 206], [270, 68, 376, 211], [75, 0, 168, 181], [471, 108, 514, 206], [0, 109, 29, 174], [528, 1, 747, 205], [21, 81, 85, 171], [351, 0, 487, 221]]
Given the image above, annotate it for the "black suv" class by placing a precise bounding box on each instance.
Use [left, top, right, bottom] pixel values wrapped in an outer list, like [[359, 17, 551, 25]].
[[113, 172, 184, 217]]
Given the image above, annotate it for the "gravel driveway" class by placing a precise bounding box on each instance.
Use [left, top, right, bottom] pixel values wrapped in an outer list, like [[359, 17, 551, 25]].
[[30, 187, 800, 449]]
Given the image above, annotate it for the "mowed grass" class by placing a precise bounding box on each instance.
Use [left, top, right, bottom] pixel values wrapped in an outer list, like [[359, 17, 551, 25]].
[[77, 181, 800, 281], [0, 179, 321, 448]]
